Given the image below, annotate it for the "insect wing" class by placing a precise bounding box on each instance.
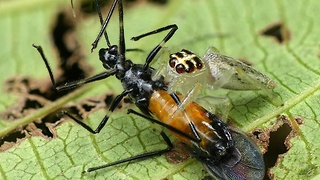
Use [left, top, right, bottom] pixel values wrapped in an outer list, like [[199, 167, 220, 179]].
[[204, 129, 265, 180]]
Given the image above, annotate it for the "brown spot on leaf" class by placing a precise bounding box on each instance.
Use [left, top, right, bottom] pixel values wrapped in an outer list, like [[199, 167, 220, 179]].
[[166, 141, 190, 164], [294, 116, 304, 125], [261, 22, 291, 43], [252, 129, 269, 153], [238, 58, 253, 66]]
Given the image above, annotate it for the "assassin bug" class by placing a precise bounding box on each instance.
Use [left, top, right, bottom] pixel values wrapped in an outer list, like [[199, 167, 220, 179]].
[[33, 0, 265, 179]]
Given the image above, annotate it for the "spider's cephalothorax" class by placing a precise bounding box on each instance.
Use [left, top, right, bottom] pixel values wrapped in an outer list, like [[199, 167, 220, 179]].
[[169, 49, 204, 74]]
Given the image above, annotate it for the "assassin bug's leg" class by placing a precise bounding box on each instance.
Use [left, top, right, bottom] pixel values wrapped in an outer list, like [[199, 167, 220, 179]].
[[62, 89, 133, 134], [127, 109, 201, 142], [131, 24, 178, 70], [32, 44, 118, 91], [84, 131, 173, 173]]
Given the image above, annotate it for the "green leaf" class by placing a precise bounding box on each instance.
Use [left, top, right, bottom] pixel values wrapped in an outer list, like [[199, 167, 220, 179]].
[[0, 0, 320, 179]]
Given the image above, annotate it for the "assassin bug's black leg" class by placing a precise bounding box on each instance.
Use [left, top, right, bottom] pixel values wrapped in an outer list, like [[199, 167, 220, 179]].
[[63, 88, 133, 134], [127, 109, 201, 142], [32, 44, 118, 91], [84, 131, 173, 173], [90, 88, 133, 133], [130, 24, 178, 70]]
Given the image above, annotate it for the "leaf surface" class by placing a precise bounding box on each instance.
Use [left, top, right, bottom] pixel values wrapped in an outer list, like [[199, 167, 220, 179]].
[[0, 0, 320, 179]]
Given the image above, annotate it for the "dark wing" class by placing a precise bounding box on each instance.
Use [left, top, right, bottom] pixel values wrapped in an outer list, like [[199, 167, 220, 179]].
[[204, 129, 265, 180]]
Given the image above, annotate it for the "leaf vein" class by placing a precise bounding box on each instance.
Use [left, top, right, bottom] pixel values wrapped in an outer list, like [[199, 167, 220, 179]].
[[28, 138, 50, 179]]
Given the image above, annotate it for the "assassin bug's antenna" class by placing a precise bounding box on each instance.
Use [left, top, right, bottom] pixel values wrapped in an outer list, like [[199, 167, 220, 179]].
[[93, 0, 114, 48], [118, 0, 126, 65], [69, 0, 111, 41], [70, 0, 76, 17], [92, 0, 119, 51]]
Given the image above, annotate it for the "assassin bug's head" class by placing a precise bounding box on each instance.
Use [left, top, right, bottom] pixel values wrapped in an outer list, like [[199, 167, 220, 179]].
[[99, 45, 119, 69]]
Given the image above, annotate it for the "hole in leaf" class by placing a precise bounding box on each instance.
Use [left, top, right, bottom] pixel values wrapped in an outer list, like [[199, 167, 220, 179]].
[[82, 103, 97, 112], [105, 94, 115, 106], [2, 8, 93, 112], [3, 10, 92, 102], [24, 99, 43, 110], [0, 131, 26, 147], [261, 22, 290, 43], [33, 110, 66, 138], [264, 123, 291, 179], [53, 12, 75, 61], [74, 93, 116, 119], [47, 11, 92, 101]]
